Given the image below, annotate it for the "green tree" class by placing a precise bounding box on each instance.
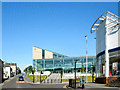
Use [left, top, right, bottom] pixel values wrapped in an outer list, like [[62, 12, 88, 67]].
[[17, 67, 21, 74], [24, 65, 33, 73], [81, 64, 85, 73]]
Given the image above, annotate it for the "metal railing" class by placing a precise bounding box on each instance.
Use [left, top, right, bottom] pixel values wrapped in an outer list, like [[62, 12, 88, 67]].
[[43, 79, 62, 83]]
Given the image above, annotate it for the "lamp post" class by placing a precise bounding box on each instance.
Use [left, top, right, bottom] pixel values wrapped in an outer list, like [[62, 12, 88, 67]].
[[74, 60, 78, 89], [32, 70, 34, 83], [85, 35, 88, 83], [40, 70, 42, 83], [61, 70, 62, 83]]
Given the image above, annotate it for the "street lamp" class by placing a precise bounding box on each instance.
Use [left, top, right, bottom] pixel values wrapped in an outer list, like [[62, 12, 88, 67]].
[[85, 35, 88, 83], [32, 69, 34, 83], [40, 70, 42, 83], [74, 60, 78, 89]]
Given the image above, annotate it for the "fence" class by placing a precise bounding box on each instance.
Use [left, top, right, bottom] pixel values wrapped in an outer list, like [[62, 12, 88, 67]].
[[42, 79, 62, 83]]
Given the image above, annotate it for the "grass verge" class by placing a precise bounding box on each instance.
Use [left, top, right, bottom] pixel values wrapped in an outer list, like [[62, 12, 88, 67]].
[[27, 74, 47, 82]]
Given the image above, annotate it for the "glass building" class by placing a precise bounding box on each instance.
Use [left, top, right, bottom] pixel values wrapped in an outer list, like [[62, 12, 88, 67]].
[[33, 46, 96, 73]]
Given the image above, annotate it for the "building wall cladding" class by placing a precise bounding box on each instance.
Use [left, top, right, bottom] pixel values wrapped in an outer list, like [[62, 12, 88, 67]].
[[0, 60, 3, 83], [33, 47, 42, 60], [33, 46, 68, 60], [96, 19, 106, 55], [118, 5, 120, 70], [118, 23, 120, 47], [96, 15, 119, 56], [45, 50, 53, 59]]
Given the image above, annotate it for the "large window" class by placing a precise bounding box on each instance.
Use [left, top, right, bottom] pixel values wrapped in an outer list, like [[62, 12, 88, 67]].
[[96, 50, 120, 77], [109, 50, 120, 76], [54, 59, 63, 67], [45, 60, 53, 68], [96, 54, 105, 77]]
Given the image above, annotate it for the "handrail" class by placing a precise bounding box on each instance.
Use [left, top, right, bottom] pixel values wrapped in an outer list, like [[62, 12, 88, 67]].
[[114, 76, 120, 87]]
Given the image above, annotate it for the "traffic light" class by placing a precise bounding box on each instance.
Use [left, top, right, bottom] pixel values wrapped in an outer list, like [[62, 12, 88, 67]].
[[41, 70, 43, 74]]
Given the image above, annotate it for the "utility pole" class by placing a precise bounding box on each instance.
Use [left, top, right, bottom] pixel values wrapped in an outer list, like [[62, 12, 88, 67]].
[[85, 35, 88, 83], [40, 70, 42, 83], [61, 70, 62, 83], [32, 70, 34, 83], [74, 60, 78, 89]]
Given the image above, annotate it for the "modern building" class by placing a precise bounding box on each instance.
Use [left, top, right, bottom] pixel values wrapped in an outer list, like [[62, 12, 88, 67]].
[[91, 11, 120, 83], [33, 46, 96, 73]]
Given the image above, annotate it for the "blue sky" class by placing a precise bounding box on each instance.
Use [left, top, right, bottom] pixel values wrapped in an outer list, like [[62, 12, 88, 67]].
[[2, 2, 118, 71]]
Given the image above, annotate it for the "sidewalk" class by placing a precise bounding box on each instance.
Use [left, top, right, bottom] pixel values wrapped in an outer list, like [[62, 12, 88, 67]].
[[0, 74, 19, 90], [64, 82, 120, 89], [77, 82, 119, 89]]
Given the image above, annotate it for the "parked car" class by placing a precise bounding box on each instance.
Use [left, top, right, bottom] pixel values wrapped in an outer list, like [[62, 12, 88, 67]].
[[18, 76, 24, 81]]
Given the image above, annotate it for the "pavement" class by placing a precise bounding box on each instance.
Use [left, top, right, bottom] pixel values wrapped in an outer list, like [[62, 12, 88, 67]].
[[63, 82, 120, 89]]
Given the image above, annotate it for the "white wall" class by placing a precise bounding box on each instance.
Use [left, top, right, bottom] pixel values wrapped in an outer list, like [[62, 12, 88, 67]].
[[96, 20, 106, 55], [0, 60, 3, 83], [3, 67, 11, 78], [96, 16, 119, 55]]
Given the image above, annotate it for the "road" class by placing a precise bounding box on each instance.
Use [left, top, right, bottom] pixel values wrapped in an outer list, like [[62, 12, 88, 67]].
[[1, 74, 120, 90], [1, 74, 66, 88]]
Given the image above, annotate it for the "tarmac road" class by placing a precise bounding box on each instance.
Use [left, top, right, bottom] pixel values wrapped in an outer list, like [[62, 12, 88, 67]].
[[2, 74, 66, 88]]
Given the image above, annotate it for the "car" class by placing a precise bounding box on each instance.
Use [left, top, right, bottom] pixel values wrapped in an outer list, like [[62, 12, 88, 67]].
[[19, 76, 24, 81]]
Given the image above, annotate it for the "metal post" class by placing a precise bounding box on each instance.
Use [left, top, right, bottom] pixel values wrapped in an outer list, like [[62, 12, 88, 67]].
[[40, 72, 41, 83], [61, 70, 62, 83], [74, 60, 77, 89], [85, 35, 88, 83], [33, 70, 34, 83]]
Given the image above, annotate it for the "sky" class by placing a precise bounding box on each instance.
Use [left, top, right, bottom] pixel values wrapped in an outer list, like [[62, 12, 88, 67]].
[[2, 2, 118, 71]]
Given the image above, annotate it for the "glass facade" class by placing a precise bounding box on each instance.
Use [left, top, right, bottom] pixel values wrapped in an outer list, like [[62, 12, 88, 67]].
[[33, 56, 96, 73], [96, 49, 120, 77]]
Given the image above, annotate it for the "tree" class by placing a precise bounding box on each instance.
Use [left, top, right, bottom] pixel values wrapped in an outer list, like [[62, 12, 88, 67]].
[[81, 64, 85, 73], [17, 67, 21, 74], [24, 65, 33, 73]]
